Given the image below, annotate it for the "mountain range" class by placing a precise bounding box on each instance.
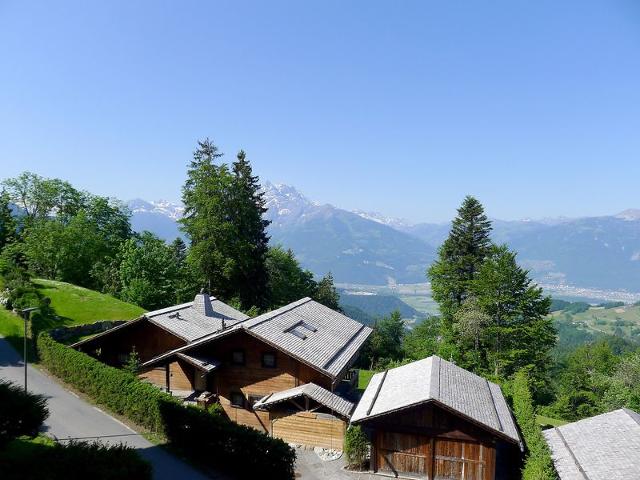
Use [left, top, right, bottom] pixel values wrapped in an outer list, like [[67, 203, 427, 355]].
[[128, 185, 640, 292]]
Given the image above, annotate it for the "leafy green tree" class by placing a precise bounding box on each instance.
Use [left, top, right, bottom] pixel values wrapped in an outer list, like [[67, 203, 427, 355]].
[[403, 316, 441, 361], [118, 232, 180, 309], [471, 245, 554, 392], [265, 246, 316, 308], [0, 190, 16, 250], [428, 196, 492, 325], [601, 350, 640, 414], [452, 297, 491, 369], [314, 272, 340, 310], [361, 310, 405, 369], [229, 150, 271, 309]]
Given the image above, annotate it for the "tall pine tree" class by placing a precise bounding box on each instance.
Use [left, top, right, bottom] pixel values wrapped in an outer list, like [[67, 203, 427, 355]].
[[230, 150, 271, 309], [0, 190, 16, 250], [428, 196, 492, 323], [314, 272, 340, 310]]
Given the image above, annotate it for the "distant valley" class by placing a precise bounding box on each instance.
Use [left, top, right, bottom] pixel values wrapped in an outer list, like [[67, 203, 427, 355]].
[[128, 183, 640, 300]]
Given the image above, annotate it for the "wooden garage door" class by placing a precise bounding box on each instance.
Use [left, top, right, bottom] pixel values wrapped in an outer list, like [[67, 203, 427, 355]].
[[376, 431, 430, 478], [375, 433, 494, 480], [272, 412, 346, 449], [433, 438, 493, 480]]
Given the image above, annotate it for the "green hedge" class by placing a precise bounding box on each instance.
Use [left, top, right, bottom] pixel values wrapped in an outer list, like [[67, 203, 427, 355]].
[[37, 332, 170, 432], [0, 439, 152, 480], [512, 370, 557, 480], [160, 401, 295, 480], [37, 333, 296, 479]]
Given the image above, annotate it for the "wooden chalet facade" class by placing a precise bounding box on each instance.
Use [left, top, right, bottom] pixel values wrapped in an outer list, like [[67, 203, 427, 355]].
[[74, 295, 371, 450], [351, 357, 522, 480]]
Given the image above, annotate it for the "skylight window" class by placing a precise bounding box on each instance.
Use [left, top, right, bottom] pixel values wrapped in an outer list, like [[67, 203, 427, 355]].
[[285, 320, 318, 340]]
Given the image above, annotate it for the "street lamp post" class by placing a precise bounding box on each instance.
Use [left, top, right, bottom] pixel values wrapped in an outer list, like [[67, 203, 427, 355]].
[[21, 307, 39, 393]]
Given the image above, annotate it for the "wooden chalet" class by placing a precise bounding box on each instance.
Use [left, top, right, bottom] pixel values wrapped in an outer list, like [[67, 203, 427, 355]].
[[77, 295, 372, 450], [351, 357, 522, 480]]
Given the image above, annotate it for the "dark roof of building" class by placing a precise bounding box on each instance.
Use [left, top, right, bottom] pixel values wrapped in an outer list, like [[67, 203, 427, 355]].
[[351, 356, 522, 446], [141, 298, 372, 381], [544, 408, 640, 479]]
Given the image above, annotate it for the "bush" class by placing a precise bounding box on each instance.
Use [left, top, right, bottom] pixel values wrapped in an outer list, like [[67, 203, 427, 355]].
[[37, 333, 296, 479], [344, 425, 369, 470], [0, 439, 152, 480], [37, 332, 171, 432], [159, 401, 295, 480], [0, 380, 49, 446], [512, 370, 557, 480]]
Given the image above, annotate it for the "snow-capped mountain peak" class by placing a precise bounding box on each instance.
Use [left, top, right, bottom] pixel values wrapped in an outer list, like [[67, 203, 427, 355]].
[[128, 199, 184, 220], [352, 210, 414, 229], [616, 209, 640, 221]]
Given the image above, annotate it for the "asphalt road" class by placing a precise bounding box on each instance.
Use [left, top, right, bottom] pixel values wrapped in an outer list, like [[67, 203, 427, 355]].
[[0, 336, 225, 480]]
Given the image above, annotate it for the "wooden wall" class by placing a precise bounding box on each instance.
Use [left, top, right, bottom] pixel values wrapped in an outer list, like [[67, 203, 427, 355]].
[[271, 411, 346, 450], [79, 320, 186, 366], [365, 403, 505, 480]]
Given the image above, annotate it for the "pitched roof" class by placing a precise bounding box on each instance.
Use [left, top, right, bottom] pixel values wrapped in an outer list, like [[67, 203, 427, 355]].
[[543, 408, 640, 480], [351, 356, 521, 446], [253, 383, 354, 418], [146, 293, 249, 342], [175, 352, 221, 373], [243, 298, 372, 379], [141, 298, 372, 381]]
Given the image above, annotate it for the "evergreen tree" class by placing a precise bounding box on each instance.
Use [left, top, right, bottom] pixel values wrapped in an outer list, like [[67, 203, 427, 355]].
[[230, 150, 271, 309], [471, 244, 554, 394], [314, 272, 340, 310], [265, 246, 316, 308], [180, 139, 235, 298], [0, 190, 16, 250], [428, 196, 492, 324]]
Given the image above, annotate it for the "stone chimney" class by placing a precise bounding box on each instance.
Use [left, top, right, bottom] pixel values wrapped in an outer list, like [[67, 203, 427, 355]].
[[193, 289, 215, 317]]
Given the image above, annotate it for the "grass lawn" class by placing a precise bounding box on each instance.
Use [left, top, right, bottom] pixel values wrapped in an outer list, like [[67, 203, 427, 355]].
[[537, 414, 568, 428], [358, 369, 375, 393], [0, 279, 144, 358], [33, 279, 144, 324]]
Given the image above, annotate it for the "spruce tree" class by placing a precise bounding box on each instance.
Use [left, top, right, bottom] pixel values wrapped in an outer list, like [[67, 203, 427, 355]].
[[230, 150, 271, 310], [180, 139, 236, 299], [427, 195, 492, 323], [314, 272, 341, 310]]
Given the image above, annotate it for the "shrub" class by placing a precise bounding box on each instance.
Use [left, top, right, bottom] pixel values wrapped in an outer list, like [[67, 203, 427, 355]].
[[0, 380, 49, 446], [0, 439, 152, 480], [344, 425, 369, 470], [37, 332, 171, 432], [159, 401, 295, 480], [512, 370, 557, 480], [37, 333, 296, 479]]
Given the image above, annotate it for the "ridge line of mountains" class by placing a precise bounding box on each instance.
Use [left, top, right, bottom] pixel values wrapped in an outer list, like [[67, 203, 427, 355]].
[[128, 182, 640, 293]]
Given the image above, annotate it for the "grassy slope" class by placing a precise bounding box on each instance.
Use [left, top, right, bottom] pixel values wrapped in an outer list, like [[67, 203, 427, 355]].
[[0, 279, 143, 357], [357, 369, 375, 393]]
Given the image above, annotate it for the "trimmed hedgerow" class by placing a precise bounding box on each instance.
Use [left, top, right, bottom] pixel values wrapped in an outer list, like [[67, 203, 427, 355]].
[[37, 332, 296, 479], [1, 439, 152, 480], [512, 370, 557, 480], [159, 401, 296, 480], [344, 425, 369, 470], [37, 332, 171, 432]]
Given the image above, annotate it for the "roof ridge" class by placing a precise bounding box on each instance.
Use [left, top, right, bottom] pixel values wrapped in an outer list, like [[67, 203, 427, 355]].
[[622, 408, 640, 426], [485, 378, 504, 433], [430, 355, 441, 400], [322, 323, 366, 370], [366, 370, 388, 416], [245, 297, 312, 330], [554, 427, 591, 480]]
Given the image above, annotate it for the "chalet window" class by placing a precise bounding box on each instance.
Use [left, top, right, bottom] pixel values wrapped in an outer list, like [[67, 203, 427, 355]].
[[231, 349, 245, 366], [230, 391, 245, 408], [262, 352, 277, 368]]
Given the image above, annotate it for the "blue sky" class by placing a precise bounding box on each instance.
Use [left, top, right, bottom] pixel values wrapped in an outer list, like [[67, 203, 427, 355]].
[[1, 1, 639, 223]]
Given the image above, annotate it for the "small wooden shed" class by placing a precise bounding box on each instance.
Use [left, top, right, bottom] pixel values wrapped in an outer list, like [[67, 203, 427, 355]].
[[351, 356, 522, 480]]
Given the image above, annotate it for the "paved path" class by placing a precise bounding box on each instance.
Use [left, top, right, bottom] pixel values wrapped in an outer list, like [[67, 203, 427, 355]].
[[0, 336, 225, 480]]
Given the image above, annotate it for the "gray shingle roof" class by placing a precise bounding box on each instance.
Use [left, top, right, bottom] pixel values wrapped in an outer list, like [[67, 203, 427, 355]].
[[543, 408, 640, 480], [243, 298, 372, 379], [351, 356, 521, 446], [253, 383, 354, 418], [141, 298, 372, 382], [146, 293, 249, 342], [175, 352, 221, 373]]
